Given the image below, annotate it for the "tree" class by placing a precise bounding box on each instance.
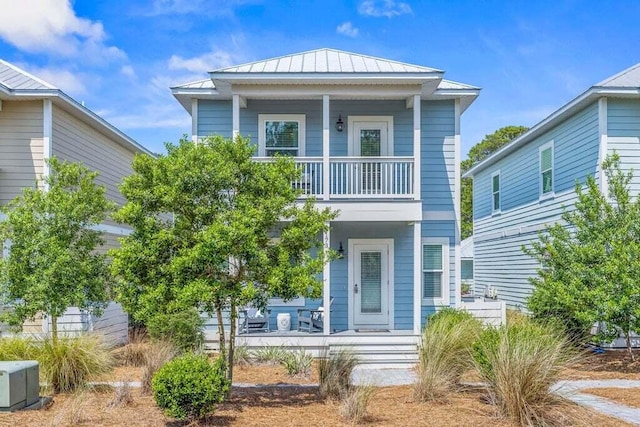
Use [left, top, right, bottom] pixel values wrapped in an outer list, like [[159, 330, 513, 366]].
[[461, 126, 528, 239], [111, 135, 336, 381], [0, 158, 114, 342], [525, 154, 640, 359]]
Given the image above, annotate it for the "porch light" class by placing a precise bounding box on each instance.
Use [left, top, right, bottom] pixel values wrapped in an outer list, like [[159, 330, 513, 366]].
[[335, 115, 344, 132], [337, 241, 345, 258]]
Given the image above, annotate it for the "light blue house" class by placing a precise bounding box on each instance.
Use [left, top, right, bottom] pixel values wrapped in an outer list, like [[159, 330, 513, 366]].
[[171, 49, 481, 360], [464, 62, 640, 309]]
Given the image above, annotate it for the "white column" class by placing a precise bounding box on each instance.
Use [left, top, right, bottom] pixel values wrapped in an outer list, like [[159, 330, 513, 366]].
[[598, 97, 609, 198], [453, 99, 462, 308], [322, 95, 330, 200], [42, 99, 53, 190], [232, 94, 240, 137], [413, 221, 422, 334], [413, 94, 421, 199], [191, 99, 198, 143], [323, 224, 331, 335]]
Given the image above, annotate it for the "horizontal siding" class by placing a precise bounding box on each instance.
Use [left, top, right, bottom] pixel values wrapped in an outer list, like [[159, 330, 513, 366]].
[[198, 100, 232, 139], [421, 100, 455, 211], [0, 100, 44, 205], [51, 105, 136, 208], [91, 302, 128, 346], [474, 102, 599, 221], [608, 98, 640, 195]]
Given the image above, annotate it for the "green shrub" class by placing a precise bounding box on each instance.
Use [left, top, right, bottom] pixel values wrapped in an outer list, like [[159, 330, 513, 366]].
[[280, 348, 313, 377], [152, 353, 229, 420], [318, 349, 358, 399], [473, 317, 579, 426], [414, 308, 482, 402], [252, 345, 287, 364], [146, 309, 204, 352], [39, 335, 113, 393]]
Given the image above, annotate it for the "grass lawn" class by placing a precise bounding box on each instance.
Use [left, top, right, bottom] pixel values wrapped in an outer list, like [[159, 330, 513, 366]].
[[0, 349, 637, 426]]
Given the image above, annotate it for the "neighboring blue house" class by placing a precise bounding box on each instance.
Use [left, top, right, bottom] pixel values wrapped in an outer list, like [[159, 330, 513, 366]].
[[464, 62, 640, 309], [171, 49, 481, 359]]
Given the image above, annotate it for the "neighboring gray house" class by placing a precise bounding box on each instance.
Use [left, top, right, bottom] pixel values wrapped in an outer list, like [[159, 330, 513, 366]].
[[460, 236, 474, 295], [464, 62, 640, 309], [0, 59, 152, 343], [171, 49, 486, 361]]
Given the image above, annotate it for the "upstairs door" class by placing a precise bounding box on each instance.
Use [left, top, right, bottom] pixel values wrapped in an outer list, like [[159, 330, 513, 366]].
[[348, 117, 393, 194]]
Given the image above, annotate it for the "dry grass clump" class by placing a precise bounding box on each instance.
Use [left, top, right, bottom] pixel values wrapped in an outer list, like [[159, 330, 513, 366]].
[[111, 329, 149, 367], [107, 380, 134, 408], [339, 384, 376, 424], [141, 340, 178, 395], [49, 388, 94, 426], [473, 318, 581, 426], [414, 308, 482, 402], [318, 349, 358, 399]]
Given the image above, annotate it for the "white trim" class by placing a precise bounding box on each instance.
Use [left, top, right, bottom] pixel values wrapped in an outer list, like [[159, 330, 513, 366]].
[[413, 95, 421, 199], [42, 99, 52, 189], [232, 94, 240, 137], [322, 95, 330, 201], [323, 225, 331, 335], [257, 114, 306, 157], [422, 210, 456, 221], [421, 237, 450, 305], [538, 140, 555, 200], [413, 222, 422, 333], [598, 97, 609, 198], [90, 223, 133, 236], [191, 99, 198, 143], [347, 116, 394, 156], [491, 170, 501, 214], [454, 99, 461, 308], [268, 297, 305, 307], [347, 238, 394, 330], [325, 201, 422, 222]]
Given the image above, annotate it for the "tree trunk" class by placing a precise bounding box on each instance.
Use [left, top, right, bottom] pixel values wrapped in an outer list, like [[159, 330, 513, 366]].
[[227, 300, 237, 384], [51, 315, 58, 345], [215, 304, 226, 362], [625, 331, 635, 361]]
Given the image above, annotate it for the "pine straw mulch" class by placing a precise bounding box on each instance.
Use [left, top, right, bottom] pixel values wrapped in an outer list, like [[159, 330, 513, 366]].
[[581, 387, 640, 408], [561, 349, 640, 380]]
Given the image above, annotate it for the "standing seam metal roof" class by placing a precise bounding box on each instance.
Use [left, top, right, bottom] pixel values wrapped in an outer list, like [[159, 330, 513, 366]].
[[0, 59, 56, 90]]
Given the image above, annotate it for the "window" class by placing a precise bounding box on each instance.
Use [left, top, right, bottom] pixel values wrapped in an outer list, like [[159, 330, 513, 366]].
[[422, 238, 449, 301], [491, 170, 500, 213], [258, 114, 305, 157], [461, 259, 474, 281], [539, 142, 554, 197]]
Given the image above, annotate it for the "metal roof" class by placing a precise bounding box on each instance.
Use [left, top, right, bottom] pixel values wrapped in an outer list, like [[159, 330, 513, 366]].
[[212, 48, 442, 74], [0, 59, 56, 90], [595, 62, 640, 88]]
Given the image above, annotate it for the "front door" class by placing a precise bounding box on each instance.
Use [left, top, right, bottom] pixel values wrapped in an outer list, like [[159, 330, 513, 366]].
[[350, 239, 393, 329]]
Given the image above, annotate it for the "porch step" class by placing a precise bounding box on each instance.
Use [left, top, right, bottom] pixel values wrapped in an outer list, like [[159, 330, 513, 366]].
[[330, 341, 419, 367]]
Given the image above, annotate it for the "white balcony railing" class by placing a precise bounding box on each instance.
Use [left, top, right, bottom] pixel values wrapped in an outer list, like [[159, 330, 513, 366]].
[[254, 156, 415, 199]]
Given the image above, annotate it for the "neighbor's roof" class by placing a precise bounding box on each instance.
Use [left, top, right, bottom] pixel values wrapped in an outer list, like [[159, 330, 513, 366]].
[[464, 62, 640, 178], [0, 59, 153, 156], [211, 48, 443, 74]]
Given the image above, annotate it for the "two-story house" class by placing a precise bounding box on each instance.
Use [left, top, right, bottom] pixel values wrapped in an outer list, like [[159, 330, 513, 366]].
[[0, 59, 153, 342], [464, 62, 640, 310], [171, 49, 480, 359]]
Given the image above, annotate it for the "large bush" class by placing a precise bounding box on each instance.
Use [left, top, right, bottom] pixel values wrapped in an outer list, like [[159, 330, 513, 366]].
[[152, 353, 229, 420], [414, 308, 482, 401], [146, 309, 204, 352], [473, 317, 578, 426]]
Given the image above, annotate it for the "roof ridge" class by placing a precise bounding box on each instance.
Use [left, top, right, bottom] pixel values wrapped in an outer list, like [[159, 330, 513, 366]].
[[595, 62, 640, 87], [0, 59, 57, 90]]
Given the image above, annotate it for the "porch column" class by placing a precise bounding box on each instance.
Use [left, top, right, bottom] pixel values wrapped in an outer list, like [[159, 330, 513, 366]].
[[454, 99, 462, 308], [323, 223, 331, 335], [191, 99, 198, 143], [42, 99, 52, 190], [413, 94, 421, 199], [322, 95, 330, 200], [413, 221, 422, 334], [232, 94, 240, 137]]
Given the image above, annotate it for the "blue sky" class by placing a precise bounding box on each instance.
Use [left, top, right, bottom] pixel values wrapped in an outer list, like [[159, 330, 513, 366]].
[[1, 0, 639, 156]]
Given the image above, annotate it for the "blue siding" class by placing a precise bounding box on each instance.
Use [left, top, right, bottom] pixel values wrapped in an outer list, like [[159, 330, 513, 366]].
[[472, 101, 600, 308], [421, 220, 456, 322], [198, 100, 232, 138], [608, 99, 640, 195], [421, 100, 455, 211]]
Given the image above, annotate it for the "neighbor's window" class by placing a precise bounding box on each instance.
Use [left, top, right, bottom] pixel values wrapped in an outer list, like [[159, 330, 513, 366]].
[[461, 259, 474, 281], [491, 170, 500, 213], [422, 239, 449, 301], [258, 114, 305, 157], [539, 142, 554, 197]]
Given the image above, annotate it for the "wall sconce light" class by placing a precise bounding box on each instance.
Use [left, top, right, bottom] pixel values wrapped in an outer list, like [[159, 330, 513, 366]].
[[335, 114, 344, 132], [337, 241, 345, 258]]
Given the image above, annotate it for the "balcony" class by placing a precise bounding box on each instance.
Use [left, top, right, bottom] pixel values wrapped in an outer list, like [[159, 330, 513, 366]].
[[256, 156, 416, 200]]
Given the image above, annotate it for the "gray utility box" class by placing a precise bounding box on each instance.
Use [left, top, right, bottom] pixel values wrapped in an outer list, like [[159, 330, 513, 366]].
[[0, 361, 39, 411]]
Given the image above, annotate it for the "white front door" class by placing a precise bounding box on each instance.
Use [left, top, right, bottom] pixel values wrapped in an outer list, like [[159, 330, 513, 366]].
[[349, 239, 394, 329]]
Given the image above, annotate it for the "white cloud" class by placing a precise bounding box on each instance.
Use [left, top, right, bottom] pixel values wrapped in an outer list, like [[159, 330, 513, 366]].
[[120, 65, 136, 78], [358, 0, 412, 18], [21, 65, 88, 97], [336, 22, 359, 38], [168, 49, 238, 73], [148, 0, 260, 16], [0, 0, 125, 61]]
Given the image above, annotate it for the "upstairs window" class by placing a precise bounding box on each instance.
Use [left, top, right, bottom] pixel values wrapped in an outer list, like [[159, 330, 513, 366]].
[[258, 114, 305, 157], [422, 238, 449, 302], [539, 142, 554, 197], [491, 171, 500, 213]]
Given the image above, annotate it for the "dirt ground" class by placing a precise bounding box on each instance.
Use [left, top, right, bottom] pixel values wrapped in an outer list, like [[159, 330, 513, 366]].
[[0, 348, 637, 426]]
